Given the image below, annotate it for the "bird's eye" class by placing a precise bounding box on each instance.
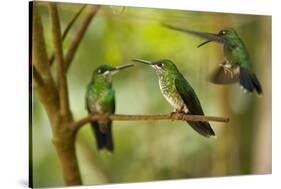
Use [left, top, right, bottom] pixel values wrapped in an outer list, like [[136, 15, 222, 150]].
[[219, 30, 226, 35], [157, 63, 164, 68], [97, 69, 102, 74]]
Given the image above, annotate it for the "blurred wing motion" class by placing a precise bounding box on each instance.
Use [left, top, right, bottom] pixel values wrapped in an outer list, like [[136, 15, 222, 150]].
[[210, 62, 240, 84], [162, 23, 227, 46], [210, 62, 262, 94], [175, 76, 215, 137]]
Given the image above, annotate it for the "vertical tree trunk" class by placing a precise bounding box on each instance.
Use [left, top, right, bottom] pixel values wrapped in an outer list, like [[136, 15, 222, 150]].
[[52, 121, 82, 185], [32, 3, 82, 185]]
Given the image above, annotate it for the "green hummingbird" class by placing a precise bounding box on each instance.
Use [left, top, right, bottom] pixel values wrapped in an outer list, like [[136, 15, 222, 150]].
[[86, 64, 134, 152], [163, 24, 262, 94], [133, 58, 215, 137]]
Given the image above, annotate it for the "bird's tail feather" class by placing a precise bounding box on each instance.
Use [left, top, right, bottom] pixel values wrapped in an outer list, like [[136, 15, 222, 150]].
[[91, 121, 114, 152], [187, 121, 215, 137], [240, 67, 262, 94]]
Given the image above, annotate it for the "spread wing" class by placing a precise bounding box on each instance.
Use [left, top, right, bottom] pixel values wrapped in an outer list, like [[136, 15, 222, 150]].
[[210, 63, 240, 84]]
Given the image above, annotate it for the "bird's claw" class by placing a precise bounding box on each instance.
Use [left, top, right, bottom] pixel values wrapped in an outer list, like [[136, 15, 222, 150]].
[[170, 111, 177, 121], [103, 112, 111, 118], [219, 63, 234, 78]]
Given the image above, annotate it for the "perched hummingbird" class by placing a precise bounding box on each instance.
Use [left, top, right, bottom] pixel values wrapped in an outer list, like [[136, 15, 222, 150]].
[[133, 58, 215, 137], [163, 24, 262, 94], [86, 64, 134, 152]]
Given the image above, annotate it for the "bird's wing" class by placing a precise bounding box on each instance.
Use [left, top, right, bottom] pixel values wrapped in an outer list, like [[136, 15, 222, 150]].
[[210, 63, 240, 84], [105, 89, 115, 114], [85, 83, 94, 113], [175, 76, 215, 137], [112, 94, 116, 113], [175, 76, 204, 115]]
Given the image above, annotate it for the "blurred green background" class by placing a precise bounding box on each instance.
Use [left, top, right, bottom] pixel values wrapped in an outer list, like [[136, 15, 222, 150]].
[[32, 2, 272, 187]]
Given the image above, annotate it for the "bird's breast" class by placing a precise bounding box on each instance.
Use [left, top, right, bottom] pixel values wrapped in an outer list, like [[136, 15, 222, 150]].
[[87, 89, 111, 113], [159, 77, 187, 112]]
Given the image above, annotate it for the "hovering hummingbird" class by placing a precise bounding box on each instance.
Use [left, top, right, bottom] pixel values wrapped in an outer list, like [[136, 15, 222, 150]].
[[86, 64, 134, 152], [133, 58, 215, 137], [163, 24, 262, 94]]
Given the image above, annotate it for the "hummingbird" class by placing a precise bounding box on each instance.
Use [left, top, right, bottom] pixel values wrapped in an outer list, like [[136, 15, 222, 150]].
[[133, 58, 215, 137], [86, 64, 134, 152], [163, 24, 262, 94]]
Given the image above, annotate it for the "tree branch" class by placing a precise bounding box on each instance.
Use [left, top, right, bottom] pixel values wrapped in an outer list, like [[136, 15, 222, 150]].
[[49, 4, 87, 65], [32, 2, 60, 123], [32, 65, 45, 86], [64, 5, 100, 72], [32, 3, 57, 95], [71, 113, 229, 132], [49, 3, 71, 118]]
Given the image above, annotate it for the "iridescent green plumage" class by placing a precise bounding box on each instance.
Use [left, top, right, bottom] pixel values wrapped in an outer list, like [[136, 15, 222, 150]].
[[86, 64, 134, 152], [163, 25, 262, 94], [133, 59, 215, 137]]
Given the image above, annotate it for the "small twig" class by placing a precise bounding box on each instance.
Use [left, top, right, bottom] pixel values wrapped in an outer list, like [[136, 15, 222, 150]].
[[71, 113, 229, 132], [62, 5, 88, 42], [49, 3, 71, 117], [64, 5, 100, 72], [49, 4, 87, 65]]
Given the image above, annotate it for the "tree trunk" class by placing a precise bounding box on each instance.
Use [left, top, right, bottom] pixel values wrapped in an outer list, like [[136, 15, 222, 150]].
[[52, 120, 82, 185], [32, 3, 82, 185]]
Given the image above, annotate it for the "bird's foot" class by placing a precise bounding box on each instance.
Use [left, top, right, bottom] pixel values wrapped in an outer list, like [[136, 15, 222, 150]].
[[170, 111, 177, 121], [219, 63, 234, 78], [103, 112, 111, 119], [170, 111, 177, 116]]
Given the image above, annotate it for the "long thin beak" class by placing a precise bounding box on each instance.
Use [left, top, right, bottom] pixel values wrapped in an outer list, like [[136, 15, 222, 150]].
[[110, 63, 134, 75], [132, 58, 153, 65], [197, 40, 214, 48], [115, 63, 134, 70], [162, 23, 226, 46]]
